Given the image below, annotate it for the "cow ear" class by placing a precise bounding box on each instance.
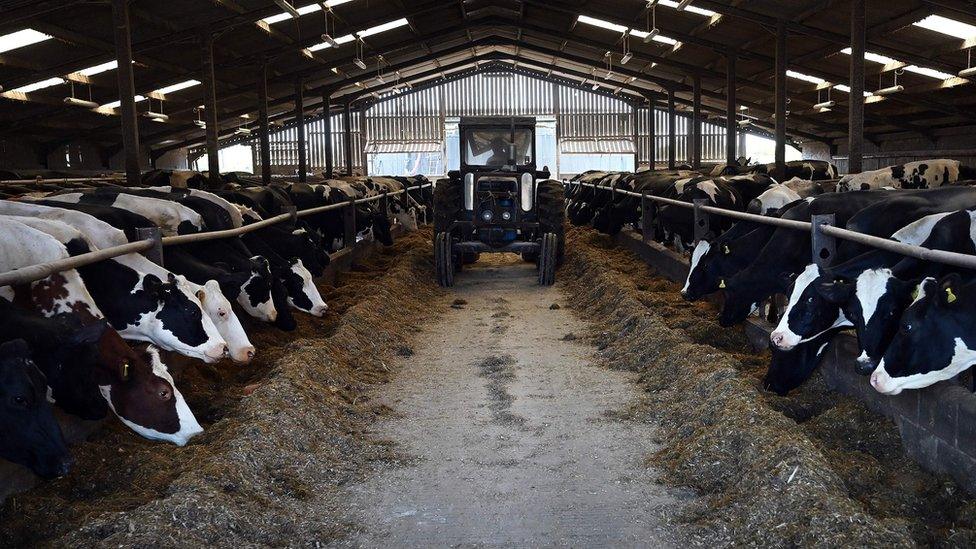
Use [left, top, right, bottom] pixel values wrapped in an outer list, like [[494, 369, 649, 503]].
[[195, 288, 207, 303], [816, 281, 853, 304], [142, 274, 164, 296], [0, 339, 31, 360], [938, 274, 962, 306], [70, 320, 108, 345]]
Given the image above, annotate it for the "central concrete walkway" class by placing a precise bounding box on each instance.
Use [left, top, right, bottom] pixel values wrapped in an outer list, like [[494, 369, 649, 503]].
[[337, 257, 687, 548]]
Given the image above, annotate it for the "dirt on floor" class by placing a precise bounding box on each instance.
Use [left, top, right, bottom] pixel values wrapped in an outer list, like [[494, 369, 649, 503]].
[[561, 226, 976, 548], [0, 230, 439, 548]]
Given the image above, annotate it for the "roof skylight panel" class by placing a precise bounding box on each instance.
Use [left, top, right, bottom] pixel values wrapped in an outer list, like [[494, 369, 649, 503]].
[[78, 60, 119, 77], [912, 15, 976, 40], [657, 0, 715, 17], [100, 95, 146, 109], [356, 18, 409, 38], [0, 29, 52, 54], [260, 0, 354, 25], [786, 70, 826, 84], [841, 47, 954, 80], [153, 80, 201, 95], [12, 77, 65, 93]]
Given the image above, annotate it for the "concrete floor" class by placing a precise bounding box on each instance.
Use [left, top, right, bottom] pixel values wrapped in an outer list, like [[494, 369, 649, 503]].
[[337, 256, 688, 548]]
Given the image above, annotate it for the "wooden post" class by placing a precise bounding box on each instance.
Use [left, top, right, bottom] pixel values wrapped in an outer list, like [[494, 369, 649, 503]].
[[667, 89, 676, 170], [848, 0, 866, 175], [295, 79, 307, 183], [110, 0, 141, 186], [692, 75, 702, 170], [323, 92, 333, 178], [725, 53, 737, 165], [201, 32, 220, 189], [775, 21, 788, 179], [258, 60, 271, 185], [343, 102, 353, 176]]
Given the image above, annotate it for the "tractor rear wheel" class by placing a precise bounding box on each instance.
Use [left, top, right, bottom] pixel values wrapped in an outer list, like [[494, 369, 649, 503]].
[[538, 232, 557, 286], [536, 180, 566, 264], [435, 231, 454, 287]]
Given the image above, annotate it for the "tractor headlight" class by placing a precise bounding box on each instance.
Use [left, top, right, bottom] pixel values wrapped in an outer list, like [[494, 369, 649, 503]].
[[501, 210, 512, 221], [520, 173, 533, 212], [464, 173, 475, 210], [481, 210, 494, 222]]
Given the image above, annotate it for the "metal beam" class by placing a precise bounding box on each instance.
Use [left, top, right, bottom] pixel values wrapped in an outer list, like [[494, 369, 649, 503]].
[[849, 0, 866, 175], [692, 75, 701, 170], [110, 0, 140, 186], [201, 32, 221, 188], [259, 61, 271, 185], [667, 89, 676, 170], [774, 22, 787, 179], [295, 78, 307, 183], [343, 101, 353, 176], [726, 53, 736, 165], [323, 92, 334, 177]]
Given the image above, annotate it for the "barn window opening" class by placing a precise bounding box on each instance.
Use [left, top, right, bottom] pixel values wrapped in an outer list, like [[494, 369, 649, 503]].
[[0, 29, 52, 54]]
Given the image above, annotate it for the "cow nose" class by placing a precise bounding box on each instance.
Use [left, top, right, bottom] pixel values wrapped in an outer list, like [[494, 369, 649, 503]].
[[870, 371, 880, 388], [855, 357, 877, 376], [770, 332, 784, 346], [246, 349, 256, 360], [222, 345, 230, 357], [268, 309, 278, 322], [312, 304, 329, 317], [56, 455, 75, 477]]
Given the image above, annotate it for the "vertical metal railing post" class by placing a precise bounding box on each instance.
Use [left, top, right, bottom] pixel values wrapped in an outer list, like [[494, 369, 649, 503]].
[[692, 198, 710, 243], [640, 193, 656, 243], [343, 198, 357, 250], [136, 227, 164, 266], [811, 213, 837, 268], [380, 189, 390, 219]]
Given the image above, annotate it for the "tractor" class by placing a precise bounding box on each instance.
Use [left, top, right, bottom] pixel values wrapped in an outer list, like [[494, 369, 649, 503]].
[[433, 117, 565, 287]]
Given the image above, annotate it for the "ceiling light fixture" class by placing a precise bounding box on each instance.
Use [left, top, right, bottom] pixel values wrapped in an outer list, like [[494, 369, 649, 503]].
[[813, 100, 835, 110], [64, 97, 98, 109], [644, 4, 660, 43]]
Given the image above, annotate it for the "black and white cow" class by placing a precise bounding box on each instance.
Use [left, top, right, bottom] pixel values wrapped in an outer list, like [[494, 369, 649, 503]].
[[142, 169, 208, 190], [837, 159, 975, 192], [39, 191, 204, 236], [0, 339, 74, 478], [762, 326, 843, 396], [871, 274, 976, 394]]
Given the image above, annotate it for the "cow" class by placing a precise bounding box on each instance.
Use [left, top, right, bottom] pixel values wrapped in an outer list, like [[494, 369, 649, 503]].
[[237, 233, 329, 317], [769, 187, 976, 357], [656, 175, 769, 251], [837, 159, 975, 192], [719, 191, 887, 327], [0, 339, 74, 479], [762, 327, 842, 396], [747, 184, 801, 215], [367, 176, 421, 230], [871, 274, 976, 395], [0, 203, 256, 364], [142, 169, 208, 190], [39, 191, 204, 236], [29, 199, 159, 243], [0, 217, 103, 320]]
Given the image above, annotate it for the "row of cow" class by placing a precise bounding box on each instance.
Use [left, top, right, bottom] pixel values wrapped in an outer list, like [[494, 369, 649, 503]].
[[566, 158, 976, 399], [0, 170, 433, 480]]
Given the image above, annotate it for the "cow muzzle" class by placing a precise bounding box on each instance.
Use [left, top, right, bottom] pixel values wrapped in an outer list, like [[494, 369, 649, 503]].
[[769, 330, 798, 351]]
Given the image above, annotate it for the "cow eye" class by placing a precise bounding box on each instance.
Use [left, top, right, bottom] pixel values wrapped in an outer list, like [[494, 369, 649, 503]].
[[806, 296, 814, 303], [158, 389, 172, 401], [12, 395, 27, 407]]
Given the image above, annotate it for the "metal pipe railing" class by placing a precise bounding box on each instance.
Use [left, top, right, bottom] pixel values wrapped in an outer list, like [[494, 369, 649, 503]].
[[0, 177, 123, 185], [0, 183, 432, 287], [568, 178, 976, 270]]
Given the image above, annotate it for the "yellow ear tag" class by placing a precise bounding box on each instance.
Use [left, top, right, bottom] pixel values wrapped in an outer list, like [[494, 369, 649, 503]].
[[719, 279, 726, 289], [122, 361, 130, 379], [722, 245, 730, 255], [946, 287, 957, 303], [911, 287, 920, 301]]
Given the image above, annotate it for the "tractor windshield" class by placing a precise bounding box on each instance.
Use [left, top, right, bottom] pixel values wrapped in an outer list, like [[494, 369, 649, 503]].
[[464, 128, 533, 167]]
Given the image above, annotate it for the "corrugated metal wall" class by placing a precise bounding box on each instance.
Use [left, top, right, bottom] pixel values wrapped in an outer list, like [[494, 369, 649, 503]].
[[196, 70, 733, 175]]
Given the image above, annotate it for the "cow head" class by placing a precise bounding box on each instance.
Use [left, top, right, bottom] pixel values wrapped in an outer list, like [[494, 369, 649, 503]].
[[770, 264, 851, 351], [371, 212, 394, 246], [227, 257, 278, 323], [290, 225, 329, 276], [682, 240, 718, 301], [823, 268, 919, 375], [136, 274, 227, 363], [872, 275, 976, 394], [195, 280, 255, 364], [279, 258, 328, 317], [718, 269, 791, 327], [41, 316, 111, 420], [762, 332, 835, 396], [99, 344, 203, 445], [0, 339, 74, 479]]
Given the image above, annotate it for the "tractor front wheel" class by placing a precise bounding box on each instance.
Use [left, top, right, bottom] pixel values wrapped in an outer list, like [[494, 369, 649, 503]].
[[538, 232, 557, 286], [435, 232, 455, 287]]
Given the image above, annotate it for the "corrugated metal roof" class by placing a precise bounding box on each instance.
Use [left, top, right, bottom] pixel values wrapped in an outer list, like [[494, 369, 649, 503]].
[[559, 139, 636, 154], [366, 141, 442, 153]]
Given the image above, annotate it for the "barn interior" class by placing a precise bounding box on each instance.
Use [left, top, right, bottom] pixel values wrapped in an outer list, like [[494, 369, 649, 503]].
[[2, 1, 976, 547]]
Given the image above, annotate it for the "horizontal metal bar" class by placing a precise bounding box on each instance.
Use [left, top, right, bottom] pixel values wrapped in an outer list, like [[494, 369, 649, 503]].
[[821, 225, 976, 270], [569, 179, 976, 268], [0, 239, 153, 287], [0, 177, 123, 185], [0, 183, 433, 286]]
